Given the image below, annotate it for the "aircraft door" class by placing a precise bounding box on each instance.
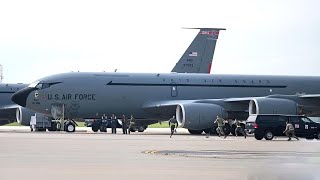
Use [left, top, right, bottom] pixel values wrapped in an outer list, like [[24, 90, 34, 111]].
[[171, 83, 178, 97]]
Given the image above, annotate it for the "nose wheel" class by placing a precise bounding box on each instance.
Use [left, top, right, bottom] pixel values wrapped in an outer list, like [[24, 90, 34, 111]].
[[65, 121, 76, 132], [51, 104, 77, 133]]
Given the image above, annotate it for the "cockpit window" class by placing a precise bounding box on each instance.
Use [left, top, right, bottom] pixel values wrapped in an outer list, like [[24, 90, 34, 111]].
[[29, 82, 62, 90], [28, 81, 40, 88]]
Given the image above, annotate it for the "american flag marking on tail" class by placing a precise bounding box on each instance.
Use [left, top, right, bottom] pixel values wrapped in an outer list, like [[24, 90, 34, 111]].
[[189, 52, 198, 57]]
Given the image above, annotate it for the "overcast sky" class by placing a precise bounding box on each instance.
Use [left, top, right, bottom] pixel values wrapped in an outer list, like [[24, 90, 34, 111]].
[[0, 0, 320, 83]]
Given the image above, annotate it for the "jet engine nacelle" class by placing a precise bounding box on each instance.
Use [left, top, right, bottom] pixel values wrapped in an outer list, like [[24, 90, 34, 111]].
[[249, 98, 298, 115], [16, 107, 35, 126], [176, 103, 225, 130]]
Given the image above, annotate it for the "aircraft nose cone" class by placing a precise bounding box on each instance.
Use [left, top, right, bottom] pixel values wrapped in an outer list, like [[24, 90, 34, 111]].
[[11, 87, 35, 107]]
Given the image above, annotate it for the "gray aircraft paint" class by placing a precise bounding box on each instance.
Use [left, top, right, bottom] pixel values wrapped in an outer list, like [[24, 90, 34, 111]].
[[0, 83, 28, 125], [171, 28, 225, 73], [1, 28, 226, 125], [12, 72, 320, 123]]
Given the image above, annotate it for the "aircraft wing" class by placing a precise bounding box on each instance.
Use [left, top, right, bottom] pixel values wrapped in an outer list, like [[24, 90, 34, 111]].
[[0, 104, 20, 110], [299, 94, 320, 98], [143, 93, 320, 120]]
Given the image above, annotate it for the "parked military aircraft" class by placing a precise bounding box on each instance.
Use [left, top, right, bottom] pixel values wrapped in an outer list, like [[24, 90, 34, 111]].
[[0, 83, 31, 125], [12, 72, 320, 133], [2, 28, 225, 126]]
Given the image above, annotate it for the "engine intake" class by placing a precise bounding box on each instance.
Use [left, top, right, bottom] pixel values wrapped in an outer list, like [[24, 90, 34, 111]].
[[249, 98, 298, 115], [176, 103, 225, 130], [16, 107, 36, 126]]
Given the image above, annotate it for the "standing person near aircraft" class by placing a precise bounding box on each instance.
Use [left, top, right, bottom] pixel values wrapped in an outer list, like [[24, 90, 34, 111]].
[[111, 113, 117, 134], [234, 119, 247, 138], [128, 115, 135, 134], [169, 116, 178, 138], [101, 114, 108, 132], [215, 115, 227, 139], [121, 115, 128, 134], [283, 120, 299, 141]]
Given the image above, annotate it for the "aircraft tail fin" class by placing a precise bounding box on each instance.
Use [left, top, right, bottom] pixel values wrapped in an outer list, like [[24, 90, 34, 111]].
[[171, 28, 226, 73]]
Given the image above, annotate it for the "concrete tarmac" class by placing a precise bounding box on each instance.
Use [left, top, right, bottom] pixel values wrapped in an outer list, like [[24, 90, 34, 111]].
[[0, 128, 319, 180]]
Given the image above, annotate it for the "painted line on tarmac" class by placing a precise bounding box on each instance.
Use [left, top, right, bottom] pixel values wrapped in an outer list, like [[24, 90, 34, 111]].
[[143, 150, 158, 154]]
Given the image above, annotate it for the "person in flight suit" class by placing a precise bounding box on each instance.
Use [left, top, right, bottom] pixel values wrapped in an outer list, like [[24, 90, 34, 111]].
[[214, 115, 227, 139], [234, 119, 247, 138], [111, 113, 117, 134], [168, 116, 178, 138], [283, 120, 299, 141], [121, 115, 128, 134], [128, 115, 136, 134]]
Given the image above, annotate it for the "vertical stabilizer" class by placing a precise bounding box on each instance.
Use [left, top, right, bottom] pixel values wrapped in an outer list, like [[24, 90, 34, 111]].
[[171, 28, 225, 73]]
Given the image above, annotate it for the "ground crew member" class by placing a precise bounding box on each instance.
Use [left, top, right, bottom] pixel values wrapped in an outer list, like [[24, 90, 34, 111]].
[[128, 115, 135, 134], [168, 116, 178, 138], [121, 115, 128, 134], [111, 113, 117, 134], [101, 114, 108, 133], [283, 120, 299, 141], [234, 119, 247, 138], [214, 115, 227, 139]]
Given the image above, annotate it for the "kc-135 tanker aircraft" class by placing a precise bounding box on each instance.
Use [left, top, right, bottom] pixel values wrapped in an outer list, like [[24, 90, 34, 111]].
[[12, 29, 320, 134], [1, 27, 224, 126]]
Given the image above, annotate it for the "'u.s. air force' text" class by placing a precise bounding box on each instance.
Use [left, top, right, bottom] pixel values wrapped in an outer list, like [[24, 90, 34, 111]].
[[47, 94, 96, 101]]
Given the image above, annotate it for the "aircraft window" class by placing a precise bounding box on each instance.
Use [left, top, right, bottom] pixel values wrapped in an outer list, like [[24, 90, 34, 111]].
[[235, 80, 238, 83], [35, 83, 43, 89], [211, 79, 214, 83], [186, 79, 189, 82], [171, 79, 174, 81], [204, 79, 207, 82], [267, 80, 270, 83], [42, 83, 50, 89], [162, 79, 165, 82], [243, 80, 246, 83], [28, 81, 40, 88], [219, 79, 222, 83], [35, 82, 61, 89], [259, 80, 262, 83], [251, 80, 254, 84]]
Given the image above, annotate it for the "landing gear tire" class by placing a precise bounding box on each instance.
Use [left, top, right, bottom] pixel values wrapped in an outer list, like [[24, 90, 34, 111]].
[[188, 129, 203, 135], [264, 131, 274, 140], [223, 124, 231, 136], [137, 126, 145, 132], [231, 125, 236, 136], [92, 125, 99, 132], [56, 122, 61, 131], [65, 123, 75, 132], [254, 133, 264, 140], [129, 127, 136, 132], [100, 126, 107, 132]]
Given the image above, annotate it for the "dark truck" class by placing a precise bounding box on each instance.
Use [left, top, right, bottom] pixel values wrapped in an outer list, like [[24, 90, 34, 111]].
[[246, 114, 320, 140]]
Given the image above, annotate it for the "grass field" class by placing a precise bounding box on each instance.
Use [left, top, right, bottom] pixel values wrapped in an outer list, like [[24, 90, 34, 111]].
[[148, 122, 170, 128], [4, 122, 22, 126]]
